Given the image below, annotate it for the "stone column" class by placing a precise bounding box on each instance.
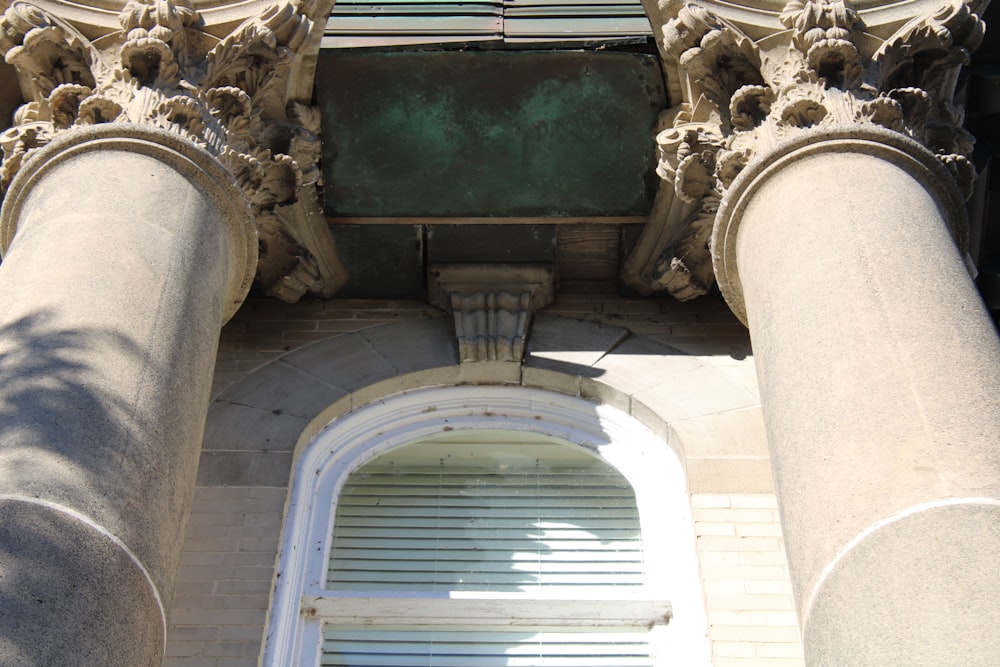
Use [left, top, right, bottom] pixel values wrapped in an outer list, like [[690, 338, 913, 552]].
[[715, 127, 1000, 664], [644, 0, 1000, 661], [0, 0, 339, 663], [0, 125, 255, 665]]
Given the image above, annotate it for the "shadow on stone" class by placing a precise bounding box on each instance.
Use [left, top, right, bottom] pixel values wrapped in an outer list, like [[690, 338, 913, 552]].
[[0, 310, 165, 666]]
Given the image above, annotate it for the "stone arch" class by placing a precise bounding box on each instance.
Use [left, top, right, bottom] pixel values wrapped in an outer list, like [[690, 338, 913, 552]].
[[198, 314, 769, 493]]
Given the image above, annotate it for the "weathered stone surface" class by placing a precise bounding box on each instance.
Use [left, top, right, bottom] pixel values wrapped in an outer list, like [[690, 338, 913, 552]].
[[359, 318, 458, 373], [196, 451, 294, 487], [203, 402, 309, 453], [669, 407, 768, 458], [730, 144, 1000, 660], [805, 502, 1000, 665], [525, 313, 630, 374], [281, 333, 399, 394], [632, 365, 760, 424], [0, 128, 249, 664], [0, 499, 163, 666], [588, 334, 703, 396], [685, 458, 776, 494], [221, 359, 349, 419]]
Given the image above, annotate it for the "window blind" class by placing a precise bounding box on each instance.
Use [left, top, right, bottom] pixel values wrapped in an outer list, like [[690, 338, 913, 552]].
[[327, 440, 645, 593], [322, 628, 655, 666]]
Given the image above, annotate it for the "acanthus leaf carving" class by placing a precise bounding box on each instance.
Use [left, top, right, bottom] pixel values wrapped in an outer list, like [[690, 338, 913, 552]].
[[0, 0, 347, 302], [624, 0, 983, 300]]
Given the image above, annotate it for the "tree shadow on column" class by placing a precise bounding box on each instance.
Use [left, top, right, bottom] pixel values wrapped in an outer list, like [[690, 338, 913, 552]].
[[0, 309, 165, 666]]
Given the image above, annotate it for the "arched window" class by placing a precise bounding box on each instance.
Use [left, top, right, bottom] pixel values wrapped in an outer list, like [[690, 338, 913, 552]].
[[264, 387, 709, 666]]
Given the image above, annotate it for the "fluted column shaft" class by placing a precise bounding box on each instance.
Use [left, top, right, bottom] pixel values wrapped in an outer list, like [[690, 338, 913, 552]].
[[715, 131, 1000, 663], [0, 125, 255, 665]]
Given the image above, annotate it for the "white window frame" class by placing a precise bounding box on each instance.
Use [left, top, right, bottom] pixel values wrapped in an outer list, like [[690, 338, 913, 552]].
[[262, 386, 710, 666]]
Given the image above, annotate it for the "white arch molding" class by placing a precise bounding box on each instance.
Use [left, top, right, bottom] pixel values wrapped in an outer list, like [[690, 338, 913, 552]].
[[262, 385, 711, 666]]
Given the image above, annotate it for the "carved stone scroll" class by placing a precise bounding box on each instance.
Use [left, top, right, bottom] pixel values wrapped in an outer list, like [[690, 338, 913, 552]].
[[0, 0, 347, 301], [429, 264, 555, 363], [625, 0, 984, 300]]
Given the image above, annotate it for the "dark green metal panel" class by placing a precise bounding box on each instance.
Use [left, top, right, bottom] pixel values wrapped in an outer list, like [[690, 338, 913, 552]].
[[318, 50, 665, 217]]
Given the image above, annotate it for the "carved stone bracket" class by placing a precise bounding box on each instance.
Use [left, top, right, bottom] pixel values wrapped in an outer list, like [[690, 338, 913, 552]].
[[624, 0, 984, 301], [429, 264, 555, 363], [0, 0, 347, 301]]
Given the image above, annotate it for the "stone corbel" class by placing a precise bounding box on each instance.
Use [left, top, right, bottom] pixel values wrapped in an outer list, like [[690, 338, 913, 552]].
[[428, 264, 555, 363], [0, 0, 347, 302], [625, 0, 985, 302]]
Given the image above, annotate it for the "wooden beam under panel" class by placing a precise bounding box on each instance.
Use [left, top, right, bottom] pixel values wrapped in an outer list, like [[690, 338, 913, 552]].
[[327, 216, 648, 225]]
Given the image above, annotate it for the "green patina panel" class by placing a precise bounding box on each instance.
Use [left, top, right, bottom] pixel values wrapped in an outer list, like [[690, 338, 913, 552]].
[[318, 50, 665, 217]]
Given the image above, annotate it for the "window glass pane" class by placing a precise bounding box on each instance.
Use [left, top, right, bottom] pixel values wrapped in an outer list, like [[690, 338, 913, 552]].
[[322, 627, 655, 667], [327, 432, 645, 592]]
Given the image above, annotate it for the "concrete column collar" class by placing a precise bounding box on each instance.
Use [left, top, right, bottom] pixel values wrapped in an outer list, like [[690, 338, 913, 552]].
[[0, 123, 258, 321], [711, 125, 969, 324]]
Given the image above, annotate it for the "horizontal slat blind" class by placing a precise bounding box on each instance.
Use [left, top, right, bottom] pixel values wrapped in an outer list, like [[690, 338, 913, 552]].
[[322, 628, 655, 666], [327, 441, 645, 593], [323, 0, 651, 47]]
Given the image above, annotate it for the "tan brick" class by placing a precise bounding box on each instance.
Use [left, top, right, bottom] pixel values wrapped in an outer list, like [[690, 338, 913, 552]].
[[183, 538, 242, 553], [697, 551, 743, 566], [215, 579, 273, 595], [742, 551, 792, 566], [178, 565, 237, 581], [695, 508, 779, 523], [750, 611, 800, 627], [709, 594, 796, 611], [203, 641, 262, 657], [704, 579, 749, 596], [736, 521, 785, 538], [714, 659, 804, 667], [690, 494, 733, 508], [745, 580, 794, 596], [730, 494, 779, 509], [232, 565, 277, 582], [696, 536, 785, 552], [710, 625, 801, 643], [714, 641, 758, 658], [169, 609, 267, 627], [756, 642, 806, 658], [219, 625, 267, 642], [708, 610, 754, 626], [162, 659, 217, 667], [695, 521, 738, 536], [222, 551, 278, 568], [215, 658, 260, 667]]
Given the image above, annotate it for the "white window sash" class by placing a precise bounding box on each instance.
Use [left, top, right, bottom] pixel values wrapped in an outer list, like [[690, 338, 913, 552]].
[[301, 595, 672, 627]]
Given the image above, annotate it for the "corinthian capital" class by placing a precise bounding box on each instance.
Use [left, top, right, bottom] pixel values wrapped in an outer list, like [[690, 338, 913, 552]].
[[0, 0, 346, 302], [625, 0, 984, 300]]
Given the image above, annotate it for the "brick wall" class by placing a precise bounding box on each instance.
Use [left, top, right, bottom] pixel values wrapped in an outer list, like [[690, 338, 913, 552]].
[[693, 494, 804, 666], [164, 487, 286, 667]]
